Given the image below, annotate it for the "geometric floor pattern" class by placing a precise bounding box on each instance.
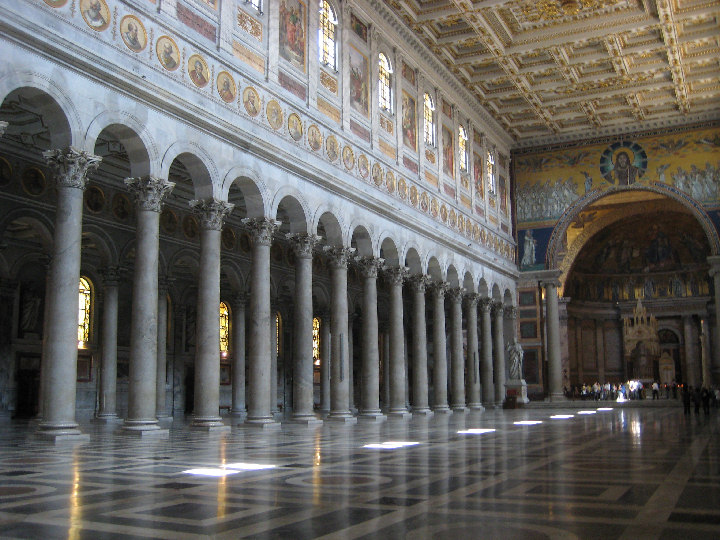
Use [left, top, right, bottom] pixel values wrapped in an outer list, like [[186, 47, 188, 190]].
[[0, 406, 718, 539]]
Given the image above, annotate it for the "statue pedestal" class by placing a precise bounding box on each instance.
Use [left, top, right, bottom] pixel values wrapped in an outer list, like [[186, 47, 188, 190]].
[[505, 379, 529, 404]]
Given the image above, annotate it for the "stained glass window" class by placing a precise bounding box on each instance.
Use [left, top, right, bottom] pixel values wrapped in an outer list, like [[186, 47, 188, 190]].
[[458, 125, 468, 172], [312, 317, 320, 365], [378, 53, 392, 112], [319, 0, 337, 69], [219, 302, 230, 356], [78, 277, 91, 348], [424, 93, 435, 146]]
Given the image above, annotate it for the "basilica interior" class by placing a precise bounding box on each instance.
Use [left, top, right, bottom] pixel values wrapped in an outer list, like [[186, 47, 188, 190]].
[[0, 0, 719, 537]]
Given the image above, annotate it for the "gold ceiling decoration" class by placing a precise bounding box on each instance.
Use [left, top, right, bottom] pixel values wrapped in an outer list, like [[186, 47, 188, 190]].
[[383, 0, 720, 147]]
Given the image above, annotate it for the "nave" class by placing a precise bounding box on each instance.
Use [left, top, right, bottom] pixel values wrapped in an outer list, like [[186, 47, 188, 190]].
[[0, 406, 718, 539]]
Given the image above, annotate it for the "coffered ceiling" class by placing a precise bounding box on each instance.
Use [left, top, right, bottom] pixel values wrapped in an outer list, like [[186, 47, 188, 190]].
[[384, 0, 720, 147]]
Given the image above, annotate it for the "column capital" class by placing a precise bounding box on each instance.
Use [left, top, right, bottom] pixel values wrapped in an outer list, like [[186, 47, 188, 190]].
[[242, 217, 280, 246], [342, 2, 351, 20], [0, 121, 8, 137], [533, 269, 563, 288], [287, 233, 321, 259], [504, 305, 518, 320], [356, 256, 384, 278], [491, 301, 504, 317], [44, 147, 102, 190], [190, 198, 234, 230], [324, 246, 355, 269], [100, 265, 123, 285], [479, 297, 493, 313], [465, 292, 481, 307], [124, 176, 175, 212], [447, 287, 465, 303], [384, 266, 409, 286], [429, 281, 449, 298], [409, 274, 431, 293]]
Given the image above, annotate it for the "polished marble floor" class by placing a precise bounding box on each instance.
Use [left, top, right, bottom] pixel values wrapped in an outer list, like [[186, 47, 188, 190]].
[[0, 404, 718, 539]]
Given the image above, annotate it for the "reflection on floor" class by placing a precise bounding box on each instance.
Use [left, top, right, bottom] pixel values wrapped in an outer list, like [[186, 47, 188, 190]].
[[0, 406, 718, 539]]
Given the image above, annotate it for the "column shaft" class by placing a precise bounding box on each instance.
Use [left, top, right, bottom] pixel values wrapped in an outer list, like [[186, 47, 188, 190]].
[[320, 313, 331, 413], [450, 289, 466, 410], [480, 300, 494, 407], [411, 276, 430, 413], [432, 284, 449, 411], [359, 258, 382, 418], [388, 269, 409, 416], [97, 269, 119, 419], [466, 295, 482, 409], [545, 282, 565, 401], [492, 303, 506, 407], [231, 295, 247, 417], [156, 283, 169, 419], [327, 247, 354, 421]]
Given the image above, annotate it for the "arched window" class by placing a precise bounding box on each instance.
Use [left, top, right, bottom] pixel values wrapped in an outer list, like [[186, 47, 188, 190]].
[[78, 276, 92, 348], [486, 150, 496, 194], [458, 125, 468, 172], [219, 301, 230, 358], [312, 317, 320, 366], [423, 93, 435, 146], [378, 53, 392, 112], [318, 0, 337, 70], [248, 0, 262, 13]]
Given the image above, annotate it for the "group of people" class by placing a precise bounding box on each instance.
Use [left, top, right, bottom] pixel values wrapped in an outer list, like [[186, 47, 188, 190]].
[[681, 385, 718, 415]]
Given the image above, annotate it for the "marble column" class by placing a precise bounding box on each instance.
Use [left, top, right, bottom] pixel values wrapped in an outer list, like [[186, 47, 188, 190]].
[[123, 176, 174, 436], [325, 246, 356, 422], [683, 316, 699, 387], [96, 266, 121, 421], [320, 310, 331, 413], [431, 282, 450, 412], [410, 275, 432, 415], [479, 298, 494, 407], [231, 293, 247, 419], [465, 293, 483, 410], [492, 302, 506, 407], [270, 302, 279, 416], [707, 256, 720, 382], [191, 199, 233, 430], [357, 257, 385, 421], [449, 288, 466, 411], [542, 277, 565, 401], [288, 233, 322, 424], [387, 267, 411, 418], [700, 317, 712, 388], [37, 148, 100, 441], [243, 218, 280, 427], [156, 276, 171, 420], [348, 312, 355, 411]]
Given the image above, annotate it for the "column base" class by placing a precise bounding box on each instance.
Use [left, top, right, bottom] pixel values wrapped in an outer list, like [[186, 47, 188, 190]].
[[230, 408, 247, 419], [122, 420, 169, 438], [94, 414, 122, 424], [451, 405, 468, 413], [387, 409, 412, 419], [245, 416, 282, 429], [548, 392, 567, 402], [289, 414, 323, 425], [482, 401, 494, 409], [467, 403, 485, 411], [358, 412, 387, 422], [191, 417, 230, 432], [433, 405, 452, 413], [35, 422, 90, 443], [411, 408, 434, 417], [327, 412, 358, 424]]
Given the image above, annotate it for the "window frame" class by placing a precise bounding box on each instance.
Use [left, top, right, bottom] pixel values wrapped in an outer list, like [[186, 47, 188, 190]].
[[78, 276, 92, 349], [458, 125, 468, 173], [423, 92, 435, 147], [318, 0, 338, 71], [378, 52, 393, 113]]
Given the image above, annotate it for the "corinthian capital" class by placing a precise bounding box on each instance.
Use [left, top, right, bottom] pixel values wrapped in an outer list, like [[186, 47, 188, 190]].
[[384, 266, 409, 286], [125, 176, 175, 212], [242, 217, 280, 246], [324, 246, 356, 269], [287, 233, 321, 259], [190, 198, 234, 230], [430, 281, 449, 298], [465, 292, 481, 308], [409, 274, 430, 293], [448, 287, 465, 303], [44, 147, 102, 190], [479, 297, 493, 313], [504, 305, 518, 320], [491, 301, 504, 317], [356, 256, 384, 278]]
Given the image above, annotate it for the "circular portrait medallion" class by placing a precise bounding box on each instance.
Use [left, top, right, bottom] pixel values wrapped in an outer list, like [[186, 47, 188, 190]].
[[325, 135, 339, 162], [84, 185, 105, 213], [221, 226, 236, 250], [397, 177, 407, 200], [112, 193, 131, 221], [156, 36, 180, 71], [21, 167, 46, 197], [372, 163, 383, 187], [430, 198, 438, 217], [288, 113, 303, 141], [439, 204, 448, 222], [409, 185, 418, 206], [182, 214, 199, 239], [420, 193, 430, 213], [44, 0, 69, 7], [216, 71, 237, 103], [160, 208, 178, 235], [266, 100, 283, 130], [188, 54, 210, 88], [358, 155, 369, 179], [342, 145, 354, 170], [308, 124, 322, 151], [120, 15, 147, 53], [80, 0, 110, 32], [386, 170, 396, 193], [243, 87, 261, 117]]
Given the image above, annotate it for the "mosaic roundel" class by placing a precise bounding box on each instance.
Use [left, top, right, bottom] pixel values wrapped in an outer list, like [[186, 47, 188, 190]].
[[156, 36, 180, 71], [80, 0, 110, 31], [288, 113, 303, 141], [120, 15, 147, 53], [217, 71, 237, 103], [342, 145, 354, 170], [372, 163, 383, 187], [358, 155, 369, 179], [599, 141, 647, 186]]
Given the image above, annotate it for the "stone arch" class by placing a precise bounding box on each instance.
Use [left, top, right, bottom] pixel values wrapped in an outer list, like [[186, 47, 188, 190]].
[[84, 113, 157, 177], [463, 271, 475, 293], [478, 278, 489, 298], [404, 246, 422, 275], [350, 224, 373, 257], [379, 236, 400, 267], [0, 72, 82, 147], [160, 142, 217, 199], [491, 283, 502, 301], [273, 191, 310, 235], [427, 256, 442, 282], [0, 208, 54, 253], [503, 288, 514, 307], [547, 185, 720, 273], [224, 165, 270, 219], [315, 210, 344, 247], [81, 224, 119, 268], [221, 261, 246, 294]]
